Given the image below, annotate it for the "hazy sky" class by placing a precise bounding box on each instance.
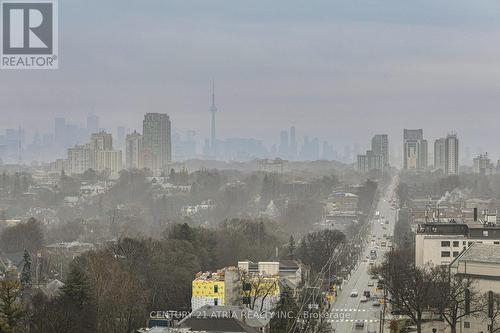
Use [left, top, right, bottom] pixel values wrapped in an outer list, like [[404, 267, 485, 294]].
[[2, 0, 500, 156]]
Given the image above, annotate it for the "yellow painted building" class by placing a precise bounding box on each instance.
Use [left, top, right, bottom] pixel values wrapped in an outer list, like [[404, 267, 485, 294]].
[[191, 268, 240, 310]]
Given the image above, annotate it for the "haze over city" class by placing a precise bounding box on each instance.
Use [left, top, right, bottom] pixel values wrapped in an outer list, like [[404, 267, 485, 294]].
[[2, 0, 500, 157], [2, 1, 500, 333]]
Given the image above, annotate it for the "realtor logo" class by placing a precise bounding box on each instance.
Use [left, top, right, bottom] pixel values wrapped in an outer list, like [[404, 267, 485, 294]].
[[1, 0, 58, 69]]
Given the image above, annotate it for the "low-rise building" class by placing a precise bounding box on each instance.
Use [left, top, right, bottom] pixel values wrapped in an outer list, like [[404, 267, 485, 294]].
[[328, 191, 359, 212], [415, 221, 500, 267], [237, 260, 304, 286], [191, 268, 241, 310], [450, 243, 500, 332]]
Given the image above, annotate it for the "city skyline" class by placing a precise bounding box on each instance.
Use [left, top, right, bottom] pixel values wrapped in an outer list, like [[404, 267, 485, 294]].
[[0, 114, 493, 170]]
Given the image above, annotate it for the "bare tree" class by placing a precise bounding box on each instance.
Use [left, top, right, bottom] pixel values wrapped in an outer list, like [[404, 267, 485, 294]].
[[434, 266, 484, 333], [374, 250, 439, 333], [241, 272, 279, 312]]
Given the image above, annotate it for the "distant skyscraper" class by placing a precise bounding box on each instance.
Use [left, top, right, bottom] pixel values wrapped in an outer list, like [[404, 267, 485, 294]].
[[322, 141, 335, 160], [403, 129, 427, 170], [371, 134, 389, 168], [125, 131, 142, 169], [434, 138, 446, 171], [210, 81, 217, 157], [279, 130, 289, 158], [117, 126, 126, 149], [54, 117, 66, 144], [142, 113, 172, 174], [86, 115, 99, 137], [289, 126, 297, 160], [444, 133, 459, 175], [343, 145, 351, 163]]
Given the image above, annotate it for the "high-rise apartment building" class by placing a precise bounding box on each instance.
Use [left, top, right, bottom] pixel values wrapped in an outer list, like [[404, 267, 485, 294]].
[[125, 131, 142, 169], [473, 153, 495, 175], [67, 144, 90, 174], [67, 130, 123, 176], [444, 133, 459, 175], [434, 138, 446, 171], [90, 131, 113, 151], [93, 150, 122, 174], [403, 129, 428, 170], [371, 134, 389, 168], [142, 113, 172, 174], [357, 150, 384, 173]]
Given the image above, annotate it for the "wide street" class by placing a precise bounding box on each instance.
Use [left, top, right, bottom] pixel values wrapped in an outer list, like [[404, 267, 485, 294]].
[[330, 177, 398, 333]]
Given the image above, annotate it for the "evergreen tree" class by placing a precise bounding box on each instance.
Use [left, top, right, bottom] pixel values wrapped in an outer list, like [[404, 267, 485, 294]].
[[270, 285, 299, 333], [20, 249, 32, 289], [61, 265, 93, 307], [0, 280, 24, 333]]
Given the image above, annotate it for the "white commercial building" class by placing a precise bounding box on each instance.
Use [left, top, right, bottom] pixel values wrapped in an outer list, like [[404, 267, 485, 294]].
[[415, 220, 500, 267], [67, 144, 90, 175], [450, 243, 500, 332]]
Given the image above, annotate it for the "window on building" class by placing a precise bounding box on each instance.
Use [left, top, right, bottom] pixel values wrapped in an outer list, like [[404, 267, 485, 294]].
[[214, 285, 218, 293], [441, 241, 450, 247], [495, 241, 500, 245], [464, 322, 470, 329], [453, 241, 459, 247], [441, 251, 451, 258], [214, 298, 218, 305], [463, 241, 466, 245], [483, 230, 489, 237], [453, 251, 459, 257]]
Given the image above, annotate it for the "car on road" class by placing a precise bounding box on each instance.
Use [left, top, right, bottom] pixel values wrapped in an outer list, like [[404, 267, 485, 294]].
[[372, 299, 381, 307], [360, 295, 368, 302], [391, 309, 404, 315], [350, 289, 358, 297], [367, 328, 377, 333], [368, 281, 374, 287], [354, 320, 365, 329], [363, 290, 371, 298]]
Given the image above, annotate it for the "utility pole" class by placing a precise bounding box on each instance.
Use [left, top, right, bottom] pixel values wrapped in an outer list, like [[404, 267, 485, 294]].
[[379, 310, 383, 332]]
